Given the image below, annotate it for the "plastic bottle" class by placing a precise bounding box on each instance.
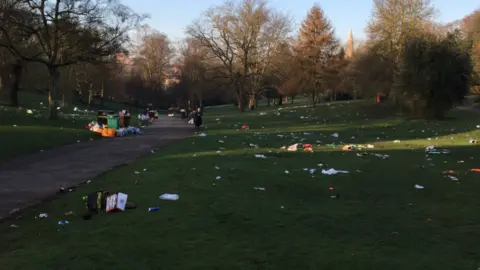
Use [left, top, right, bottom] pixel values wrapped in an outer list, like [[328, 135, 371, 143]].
[[148, 207, 159, 212]]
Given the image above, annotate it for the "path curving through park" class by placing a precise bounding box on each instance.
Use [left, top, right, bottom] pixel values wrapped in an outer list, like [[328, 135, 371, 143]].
[[0, 116, 192, 219]]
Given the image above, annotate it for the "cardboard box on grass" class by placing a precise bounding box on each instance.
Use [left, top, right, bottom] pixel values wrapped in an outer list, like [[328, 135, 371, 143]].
[[106, 192, 128, 212]]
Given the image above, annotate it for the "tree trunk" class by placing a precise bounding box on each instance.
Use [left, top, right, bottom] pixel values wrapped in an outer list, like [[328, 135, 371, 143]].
[[237, 96, 245, 112], [9, 62, 22, 107], [267, 98, 270, 106], [100, 80, 105, 107], [236, 85, 246, 112], [278, 96, 283, 106], [249, 94, 255, 110], [88, 83, 93, 106], [291, 96, 295, 104], [48, 66, 60, 120], [311, 89, 316, 108]]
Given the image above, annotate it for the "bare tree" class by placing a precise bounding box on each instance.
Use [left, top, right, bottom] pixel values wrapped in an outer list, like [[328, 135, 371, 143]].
[[186, 0, 291, 112], [131, 25, 173, 87], [0, 0, 145, 119]]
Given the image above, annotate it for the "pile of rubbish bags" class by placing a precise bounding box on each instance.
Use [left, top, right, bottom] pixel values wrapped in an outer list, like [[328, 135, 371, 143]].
[[86, 121, 141, 137]]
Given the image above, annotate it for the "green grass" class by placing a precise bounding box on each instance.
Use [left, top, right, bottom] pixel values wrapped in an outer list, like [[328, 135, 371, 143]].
[[0, 92, 146, 161], [1, 100, 480, 269]]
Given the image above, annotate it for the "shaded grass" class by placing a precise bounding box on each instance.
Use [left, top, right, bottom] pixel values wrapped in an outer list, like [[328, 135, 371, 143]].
[[1, 100, 480, 269]]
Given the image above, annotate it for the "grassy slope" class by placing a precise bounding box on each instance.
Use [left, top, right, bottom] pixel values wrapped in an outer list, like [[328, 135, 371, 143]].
[[1, 100, 480, 270], [0, 92, 144, 161]]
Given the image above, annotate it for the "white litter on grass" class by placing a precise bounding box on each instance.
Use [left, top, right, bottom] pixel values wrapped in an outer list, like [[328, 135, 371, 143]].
[[255, 154, 267, 159], [321, 168, 349, 175], [216, 176, 222, 180], [159, 194, 179, 201], [309, 169, 316, 174], [393, 140, 401, 143], [447, 175, 458, 181], [287, 143, 298, 151], [26, 109, 33, 114], [331, 133, 339, 138], [414, 184, 424, 189], [285, 170, 290, 174], [254, 187, 266, 191], [199, 133, 207, 137], [38, 213, 48, 218]]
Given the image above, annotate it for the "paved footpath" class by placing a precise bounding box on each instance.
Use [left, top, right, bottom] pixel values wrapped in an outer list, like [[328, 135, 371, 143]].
[[0, 116, 192, 219]]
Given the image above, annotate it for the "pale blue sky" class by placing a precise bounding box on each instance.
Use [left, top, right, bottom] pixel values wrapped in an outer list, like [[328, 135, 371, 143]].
[[123, 0, 479, 43]]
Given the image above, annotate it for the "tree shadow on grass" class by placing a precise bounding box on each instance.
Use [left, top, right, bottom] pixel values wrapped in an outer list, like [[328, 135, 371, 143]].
[[0, 143, 479, 269]]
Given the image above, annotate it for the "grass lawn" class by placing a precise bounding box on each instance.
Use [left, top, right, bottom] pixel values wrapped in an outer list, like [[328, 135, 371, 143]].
[[1, 100, 480, 269], [0, 92, 145, 161]]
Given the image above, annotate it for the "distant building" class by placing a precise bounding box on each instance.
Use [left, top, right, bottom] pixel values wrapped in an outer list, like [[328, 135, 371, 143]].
[[345, 29, 355, 59]]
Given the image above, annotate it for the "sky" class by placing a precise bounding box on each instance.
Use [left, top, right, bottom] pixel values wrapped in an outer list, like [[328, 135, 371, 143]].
[[122, 0, 480, 43]]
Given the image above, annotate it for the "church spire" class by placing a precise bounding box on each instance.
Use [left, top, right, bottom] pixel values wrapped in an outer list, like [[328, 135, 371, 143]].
[[345, 29, 354, 59]]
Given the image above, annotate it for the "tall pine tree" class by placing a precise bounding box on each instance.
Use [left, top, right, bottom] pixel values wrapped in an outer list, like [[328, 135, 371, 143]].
[[296, 4, 338, 107]]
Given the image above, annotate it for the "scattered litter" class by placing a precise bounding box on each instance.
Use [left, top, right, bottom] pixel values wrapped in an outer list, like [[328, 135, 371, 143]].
[[471, 168, 480, 173], [309, 169, 316, 174], [148, 207, 159, 212], [322, 168, 348, 175], [469, 138, 477, 144], [58, 220, 69, 225], [259, 112, 267, 116], [218, 140, 224, 143], [86, 180, 92, 184], [159, 193, 179, 201], [255, 154, 267, 159], [414, 184, 424, 189], [10, 224, 19, 228], [199, 133, 207, 137], [64, 211, 74, 216], [373, 153, 389, 159], [447, 175, 458, 181], [38, 213, 48, 219], [287, 144, 298, 151], [105, 192, 128, 212], [317, 163, 324, 167], [254, 187, 266, 191], [331, 133, 339, 138], [425, 146, 450, 154], [285, 170, 290, 174], [393, 140, 401, 143], [216, 176, 222, 180], [242, 125, 249, 130], [342, 145, 355, 151]]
